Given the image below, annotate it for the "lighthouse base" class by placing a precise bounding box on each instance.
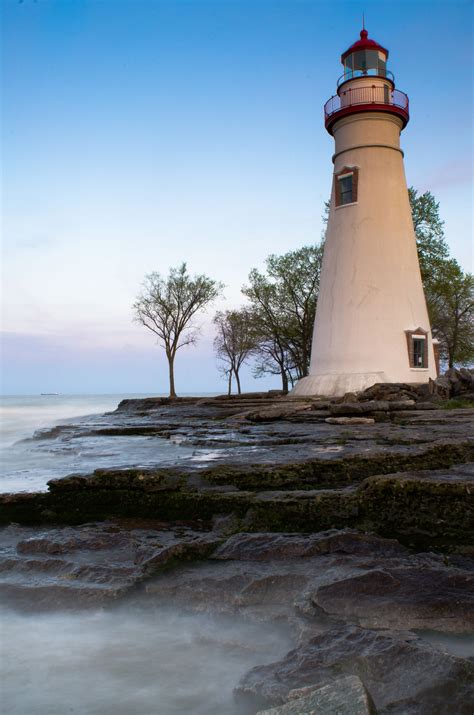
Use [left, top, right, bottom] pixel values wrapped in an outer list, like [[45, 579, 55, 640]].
[[292, 372, 390, 398]]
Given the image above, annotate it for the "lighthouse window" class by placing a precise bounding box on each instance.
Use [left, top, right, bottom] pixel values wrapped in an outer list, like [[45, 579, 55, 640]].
[[339, 175, 353, 204], [405, 329, 429, 368], [413, 339, 426, 368], [335, 167, 358, 206]]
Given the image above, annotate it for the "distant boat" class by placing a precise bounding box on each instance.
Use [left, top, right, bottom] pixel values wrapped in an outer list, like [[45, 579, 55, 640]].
[[40, 392, 60, 396]]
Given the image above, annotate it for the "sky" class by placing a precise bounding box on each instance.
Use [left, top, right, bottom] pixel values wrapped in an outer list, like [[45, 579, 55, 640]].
[[1, 0, 473, 395]]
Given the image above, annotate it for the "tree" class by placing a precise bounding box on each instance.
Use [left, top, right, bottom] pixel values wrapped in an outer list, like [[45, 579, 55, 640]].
[[133, 263, 223, 398], [409, 187, 473, 367], [408, 188, 450, 285], [426, 260, 474, 368], [213, 309, 255, 395], [243, 244, 324, 390]]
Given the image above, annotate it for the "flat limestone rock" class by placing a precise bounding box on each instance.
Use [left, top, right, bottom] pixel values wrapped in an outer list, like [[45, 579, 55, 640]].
[[0, 522, 220, 609], [330, 401, 390, 415], [246, 403, 314, 422], [325, 417, 375, 425], [314, 566, 474, 633], [256, 675, 377, 714], [212, 530, 407, 561]]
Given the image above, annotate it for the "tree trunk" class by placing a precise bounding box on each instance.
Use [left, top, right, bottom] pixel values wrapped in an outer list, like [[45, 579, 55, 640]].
[[227, 370, 232, 396], [168, 354, 177, 398], [450, 318, 458, 368], [235, 370, 242, 395], [281, 368, 289, 393]]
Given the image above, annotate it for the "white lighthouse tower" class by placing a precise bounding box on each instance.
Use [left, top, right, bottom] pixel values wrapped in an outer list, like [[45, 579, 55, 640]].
[[293, 27, 438, 397]]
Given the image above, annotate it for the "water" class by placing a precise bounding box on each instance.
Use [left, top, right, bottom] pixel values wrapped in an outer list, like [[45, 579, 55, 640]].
[[1, 605, 293, 715], [0, 395, 138, 448], [0, 395, 293, 715], [0, 394, 215, 493], [416, 630, 474, 659]]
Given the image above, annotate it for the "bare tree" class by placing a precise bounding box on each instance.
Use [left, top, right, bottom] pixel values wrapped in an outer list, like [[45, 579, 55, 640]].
[[213, 309, 255, 395], [133, 263, 223, 398]]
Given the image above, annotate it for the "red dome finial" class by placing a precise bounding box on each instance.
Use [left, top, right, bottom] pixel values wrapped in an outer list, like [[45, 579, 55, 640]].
[[341, 26, 389, 62]]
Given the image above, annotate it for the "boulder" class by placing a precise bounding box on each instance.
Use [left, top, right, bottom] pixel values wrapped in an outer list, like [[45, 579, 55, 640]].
[[256, 675, 377, 714], [429, 377, 452, 399], [236, 625, 474, 714]]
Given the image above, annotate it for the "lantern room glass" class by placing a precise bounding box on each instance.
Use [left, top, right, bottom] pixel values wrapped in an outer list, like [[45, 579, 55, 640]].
[[343, 50, 387, 80]]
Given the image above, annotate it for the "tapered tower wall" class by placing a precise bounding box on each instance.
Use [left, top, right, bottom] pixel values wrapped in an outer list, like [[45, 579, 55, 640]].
[[293, 37, 437, 397]]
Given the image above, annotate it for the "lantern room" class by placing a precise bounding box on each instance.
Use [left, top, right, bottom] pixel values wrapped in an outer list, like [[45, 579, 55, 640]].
[[324, 27, 409, 134], [340, 29, 390, 86]]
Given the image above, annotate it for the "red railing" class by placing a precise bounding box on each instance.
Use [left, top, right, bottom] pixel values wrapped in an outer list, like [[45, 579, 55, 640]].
[[324, 86, 409, 122]]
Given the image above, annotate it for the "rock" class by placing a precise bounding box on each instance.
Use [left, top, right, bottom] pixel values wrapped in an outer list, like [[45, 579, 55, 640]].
[[212, 530, 407, 561], [387, 400, 416, 410], [357, 383, 419, 402], [256, 675, 377, 714], [0, 522, 221, 609], [326, 417, 375, 425], [441, 368, 474, 398], [342, 392, 359, 403], [429, 377, 452, 399], [314, 566, 474, 633], [408, 401, 438, 410], [246, 404, 313, 422], [236, 625, 474, 714], [330, 401, 389, 415], [459, 368, 474, 387]]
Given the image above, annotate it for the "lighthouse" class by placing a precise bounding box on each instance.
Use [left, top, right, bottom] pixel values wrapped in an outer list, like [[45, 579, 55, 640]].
[[293, 27, 438, 397]]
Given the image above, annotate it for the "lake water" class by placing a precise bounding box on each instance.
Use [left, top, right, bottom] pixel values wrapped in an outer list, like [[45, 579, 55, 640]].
[[1, 604, 293, 715], [0, 394, 216, 493], [0, 394, 294, 715]]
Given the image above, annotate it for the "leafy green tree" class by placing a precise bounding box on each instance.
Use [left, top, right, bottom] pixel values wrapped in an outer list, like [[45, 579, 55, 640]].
[[213, 309, 256, 395], [408, 188, 450, 285], [243, 244, 324, 390], [427, 260, 474, 368], [409, 188, 473, 367], [133, 263, 223, 398]]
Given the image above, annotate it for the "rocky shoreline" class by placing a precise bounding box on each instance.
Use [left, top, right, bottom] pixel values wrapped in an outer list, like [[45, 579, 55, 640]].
[[1, 385, 473, 714]]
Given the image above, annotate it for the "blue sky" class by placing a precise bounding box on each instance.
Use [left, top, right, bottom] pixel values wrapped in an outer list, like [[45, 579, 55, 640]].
[[2, 0, 473, 395]]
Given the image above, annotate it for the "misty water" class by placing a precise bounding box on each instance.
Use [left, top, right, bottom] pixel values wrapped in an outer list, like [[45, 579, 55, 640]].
[[0, 395, 294, 714], [0, 394, 216, 492], [1, 604, 293, 715]]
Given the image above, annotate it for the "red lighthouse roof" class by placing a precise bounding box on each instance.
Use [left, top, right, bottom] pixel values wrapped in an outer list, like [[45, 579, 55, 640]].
[[341, 29, 389, 62]]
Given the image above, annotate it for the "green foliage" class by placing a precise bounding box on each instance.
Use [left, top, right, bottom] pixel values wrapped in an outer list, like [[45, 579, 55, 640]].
[[408, 188, 450, 284], [441, 399, 474, 410], [243, 244, 324, 389], [408, 188, 473, 368], [133, 263, 223, 397], [426, 260, 474, 367]]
